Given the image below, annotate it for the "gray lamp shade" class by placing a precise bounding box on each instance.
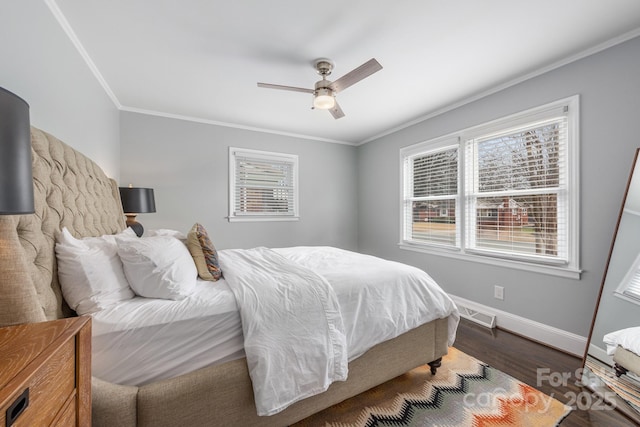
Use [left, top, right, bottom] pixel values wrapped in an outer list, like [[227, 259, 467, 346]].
[[118, 187, 156, 237], [0, 87, 34, 215], [119, 187, 156, 214]]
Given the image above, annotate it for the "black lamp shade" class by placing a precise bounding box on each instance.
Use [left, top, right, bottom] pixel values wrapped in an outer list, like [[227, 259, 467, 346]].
[[119, 187, 156, 214], [0, 87, 34, 215]]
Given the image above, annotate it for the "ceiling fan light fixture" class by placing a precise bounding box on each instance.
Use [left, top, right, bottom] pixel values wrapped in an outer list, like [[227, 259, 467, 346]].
[[313, 88, 335, 109]]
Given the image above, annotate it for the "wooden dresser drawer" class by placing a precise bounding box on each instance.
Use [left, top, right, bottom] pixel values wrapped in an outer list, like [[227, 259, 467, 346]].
[[0, 317, 91, 427], [2, 340, 76, 426], [52, 394, 77, 427]]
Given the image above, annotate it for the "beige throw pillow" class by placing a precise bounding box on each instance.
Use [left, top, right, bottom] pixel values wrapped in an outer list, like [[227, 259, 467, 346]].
[[187, 223, 222, 281]]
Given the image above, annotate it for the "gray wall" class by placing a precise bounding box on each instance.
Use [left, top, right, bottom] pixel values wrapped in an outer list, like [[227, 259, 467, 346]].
[[0, 0, 120, 178], [119, 112, 358, 250], [357, 36, 640, 337]]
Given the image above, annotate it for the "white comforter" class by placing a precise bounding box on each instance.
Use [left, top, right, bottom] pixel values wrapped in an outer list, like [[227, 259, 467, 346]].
[[219, 246, 459, 416], [219, 247, 349, 416], [603, 326, 640, 356], [275, 247, 459, 359]]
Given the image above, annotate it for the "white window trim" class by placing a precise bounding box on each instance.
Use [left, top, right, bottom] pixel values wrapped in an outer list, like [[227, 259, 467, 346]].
[[399, 96, 581, 279], [614, 250, 640, 305], [228, 147, 299, 222], [614, 209, 640, 304]]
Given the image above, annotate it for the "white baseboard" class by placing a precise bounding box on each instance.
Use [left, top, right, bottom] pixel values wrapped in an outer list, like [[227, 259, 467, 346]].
[[450, 294, 587, 357], [588, 343, 613, 365]]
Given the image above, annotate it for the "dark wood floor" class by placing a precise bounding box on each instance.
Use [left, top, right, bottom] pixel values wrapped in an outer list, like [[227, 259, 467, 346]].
[[455, 318, 637, 426]]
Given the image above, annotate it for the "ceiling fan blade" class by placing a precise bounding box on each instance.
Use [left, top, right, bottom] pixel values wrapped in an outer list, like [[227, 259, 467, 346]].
[[329, 58, 382, 93], [257, 82, 314, 94], [329, 100, 345, 119]]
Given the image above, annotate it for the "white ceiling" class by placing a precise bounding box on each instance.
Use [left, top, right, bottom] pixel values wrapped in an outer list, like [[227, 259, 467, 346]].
[[52, 0, 640, 145]]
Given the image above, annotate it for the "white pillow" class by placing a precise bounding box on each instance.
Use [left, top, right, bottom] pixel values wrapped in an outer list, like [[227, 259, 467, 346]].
[[146, 228, 188, 241], [116, 235, 197, 300], [56, 227, 137, 315]]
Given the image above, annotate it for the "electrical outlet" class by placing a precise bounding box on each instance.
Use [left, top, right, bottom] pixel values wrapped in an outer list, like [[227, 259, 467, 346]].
[[494, 285, 504, 300]]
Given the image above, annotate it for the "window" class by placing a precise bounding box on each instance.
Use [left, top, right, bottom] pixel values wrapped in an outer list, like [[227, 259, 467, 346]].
[[400, 96, 580, 278], [616, 252, 640, 304], [229, 148, 299, 222], [402, 139, 460, 248]]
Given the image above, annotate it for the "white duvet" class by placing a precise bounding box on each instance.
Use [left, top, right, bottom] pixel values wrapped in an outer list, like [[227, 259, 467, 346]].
[[274, 247, 459, 359], [91, 246, 459, 417], [219, 247, 349, 416], [603, 326, 640, 356]]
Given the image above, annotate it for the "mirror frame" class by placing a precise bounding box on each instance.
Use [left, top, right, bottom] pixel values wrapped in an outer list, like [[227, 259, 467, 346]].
[[581, 148, 640, 422]]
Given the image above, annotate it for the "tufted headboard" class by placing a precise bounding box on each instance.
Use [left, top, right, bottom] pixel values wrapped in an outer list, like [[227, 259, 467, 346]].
[[0, 127, 126, 327]]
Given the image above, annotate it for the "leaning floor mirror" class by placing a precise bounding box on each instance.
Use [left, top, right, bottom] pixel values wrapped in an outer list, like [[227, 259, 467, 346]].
[[581, 148, 640, 423]]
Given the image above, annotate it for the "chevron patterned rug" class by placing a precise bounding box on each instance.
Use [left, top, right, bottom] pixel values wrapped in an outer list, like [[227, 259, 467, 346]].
[[294, 347, 571, 427], [585, 357, 640, 412]]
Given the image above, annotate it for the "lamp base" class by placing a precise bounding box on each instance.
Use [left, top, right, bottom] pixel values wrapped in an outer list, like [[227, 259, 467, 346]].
[[125, 214, 144, 237]]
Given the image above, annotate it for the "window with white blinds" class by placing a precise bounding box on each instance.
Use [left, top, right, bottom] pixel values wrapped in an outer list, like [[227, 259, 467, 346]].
[[465, 115, 568, 263], [229, 148, 298, 222], [400, 96, 580, 277], [402, 143, 460, 248], [616, 252, 640, 303]]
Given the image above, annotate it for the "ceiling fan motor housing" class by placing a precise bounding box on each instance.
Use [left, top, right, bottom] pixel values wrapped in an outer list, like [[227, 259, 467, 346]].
[[314, 80, 332, 91], [313, 59, 335, 108]]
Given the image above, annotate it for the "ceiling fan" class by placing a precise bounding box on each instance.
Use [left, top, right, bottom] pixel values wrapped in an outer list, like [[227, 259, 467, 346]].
[[257, 58, 382, 119]]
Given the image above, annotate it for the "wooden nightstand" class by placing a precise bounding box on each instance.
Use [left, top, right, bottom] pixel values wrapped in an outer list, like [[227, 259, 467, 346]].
[[0, 316, 91, 426]]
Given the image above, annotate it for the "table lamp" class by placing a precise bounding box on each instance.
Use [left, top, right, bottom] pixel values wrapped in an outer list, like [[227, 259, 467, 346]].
[[0, 87, 34, 214], [119, 185, 156, 237], [0, 87, 44, 326]]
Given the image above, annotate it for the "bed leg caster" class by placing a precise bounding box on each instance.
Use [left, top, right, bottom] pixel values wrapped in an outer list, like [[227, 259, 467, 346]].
[[614, 363, 628, 378], [428, 357, 442, 375]]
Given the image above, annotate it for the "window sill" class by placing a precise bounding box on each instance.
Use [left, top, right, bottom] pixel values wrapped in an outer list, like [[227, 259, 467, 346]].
[[398, 242, 582, 280], [227, 216, 300, 223], [613, 291, 640, 306]]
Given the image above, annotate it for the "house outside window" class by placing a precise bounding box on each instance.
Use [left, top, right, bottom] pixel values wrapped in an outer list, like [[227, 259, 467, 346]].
[[400, 96, 580, 278], [229, 147, 299, 222]]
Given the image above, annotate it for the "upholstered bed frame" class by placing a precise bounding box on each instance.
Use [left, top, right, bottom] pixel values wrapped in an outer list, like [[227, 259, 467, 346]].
[[0, 127, 451, 426], [613, 346, 640, 378]]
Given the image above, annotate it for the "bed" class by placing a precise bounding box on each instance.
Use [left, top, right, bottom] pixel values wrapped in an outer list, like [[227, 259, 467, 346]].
[[0, 127, 459, 427], [604, 327, 640, 379]]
